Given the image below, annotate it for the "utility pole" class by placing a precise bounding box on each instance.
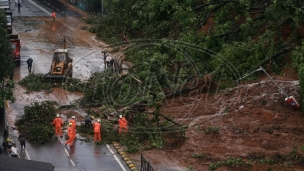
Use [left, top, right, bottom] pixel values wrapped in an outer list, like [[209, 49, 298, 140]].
[[101, 0, 104, 16]]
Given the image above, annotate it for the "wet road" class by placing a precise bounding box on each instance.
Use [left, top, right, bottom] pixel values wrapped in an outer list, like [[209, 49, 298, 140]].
[[7, 1, 131, 171], [13, 0, 81, 17], [18, 137, 129, 171], [13, 0, 104, 81]]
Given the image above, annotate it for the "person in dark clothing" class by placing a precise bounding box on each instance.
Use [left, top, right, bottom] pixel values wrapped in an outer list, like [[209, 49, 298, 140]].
[[85, 116, 94, 128], [2, 138, 13, 149], [127, 112, 135, 125], [0, 145, 2, 154], [0, 107, 4, 124], [3, 129, 8, 138], [17, 1, 21, 12], [2, 138, 13, 155], [27, 57, 33, 73], [106, 54, 111, 68], [109, 58, 114, 71], [18, 131, 26, 150]]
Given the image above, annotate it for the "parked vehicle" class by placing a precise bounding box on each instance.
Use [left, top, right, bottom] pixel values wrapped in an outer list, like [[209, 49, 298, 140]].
[[8, 34, 21, 66], [0, 0, 10, 11], [5, 11, 12, 34]]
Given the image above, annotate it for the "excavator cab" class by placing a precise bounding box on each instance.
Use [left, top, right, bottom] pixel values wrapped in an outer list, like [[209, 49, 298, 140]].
[[44, 36, 73, 79]]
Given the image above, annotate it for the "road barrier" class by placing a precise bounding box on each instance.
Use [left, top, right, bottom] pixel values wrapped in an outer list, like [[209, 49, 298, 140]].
[[140, 154, 154, 171]]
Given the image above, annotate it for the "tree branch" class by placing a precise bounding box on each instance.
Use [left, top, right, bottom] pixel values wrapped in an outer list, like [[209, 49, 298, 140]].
[[211, 27, 241, 39], [193, 0, 239, 12], [272, 18, 292, 31], [260, 46, 294, 67], [196, 4, 222, 30]]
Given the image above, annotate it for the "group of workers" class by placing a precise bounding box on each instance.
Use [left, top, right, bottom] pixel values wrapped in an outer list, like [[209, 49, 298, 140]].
[[103, 52, 115, 71], [52, 114, 76, 147], [1, 133, 25, 157], [52, 114, 129, 147]]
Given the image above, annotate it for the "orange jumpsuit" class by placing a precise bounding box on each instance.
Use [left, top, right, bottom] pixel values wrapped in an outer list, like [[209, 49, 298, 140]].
[[118, 117, 128, 133], [69, 119, 76, 139], [93, 122, 102, 141], [52, 117, 63, 137], [51, 12, 56, 21], [65, 125, 74, 146]]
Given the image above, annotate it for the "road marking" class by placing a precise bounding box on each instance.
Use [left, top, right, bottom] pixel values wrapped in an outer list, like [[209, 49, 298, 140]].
[[70, 159, 75, 166], [61, 137, 76, 167], [25, 149, 31, 160], [28, 0, 51, 15], [64, 148, 70, 156], [106, 144, 127, 171], [58, 137, 63, 144]]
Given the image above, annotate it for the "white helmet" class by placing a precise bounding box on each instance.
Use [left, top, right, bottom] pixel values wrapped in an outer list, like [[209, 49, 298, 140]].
[[72, 116, 75, 119], [57, 114, 60, 117], [119, 115, 122, 118], [98, 119, 101, 123]]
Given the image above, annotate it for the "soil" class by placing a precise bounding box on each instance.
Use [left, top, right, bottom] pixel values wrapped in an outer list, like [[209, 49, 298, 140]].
[[10, 2, 304, 171], [128, 73, 304, 171]]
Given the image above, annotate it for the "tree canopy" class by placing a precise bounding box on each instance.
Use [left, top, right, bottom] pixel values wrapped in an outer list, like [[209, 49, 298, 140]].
[[0, 10, 15, 107], [85, 0, 304, 105]]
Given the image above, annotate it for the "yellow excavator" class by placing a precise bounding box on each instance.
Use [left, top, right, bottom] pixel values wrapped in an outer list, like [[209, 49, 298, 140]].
[[44, 36, 73, 79]]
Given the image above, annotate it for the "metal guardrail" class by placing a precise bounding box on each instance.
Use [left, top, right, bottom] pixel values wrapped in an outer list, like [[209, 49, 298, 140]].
[[141, 154, 155, 171]]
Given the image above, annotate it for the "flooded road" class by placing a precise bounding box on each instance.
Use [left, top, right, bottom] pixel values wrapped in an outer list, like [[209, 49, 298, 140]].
[[6, 0, 130, 170]]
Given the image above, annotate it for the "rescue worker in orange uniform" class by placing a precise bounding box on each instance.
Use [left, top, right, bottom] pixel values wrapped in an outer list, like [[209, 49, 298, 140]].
[[65, 123, 74, 147], [52, 114, 64, 137], [51, 11, 56, 21], [93, 119, 102, 141], [69, 116, 77, 140], [118, 115, 128, 133]]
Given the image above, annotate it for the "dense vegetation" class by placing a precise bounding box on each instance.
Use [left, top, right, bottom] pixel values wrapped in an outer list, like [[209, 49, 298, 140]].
[[0, 10, 15, 108], [86, 0, 304, 110], [15, 101, 58, 144], [18, 74, 86, 93]]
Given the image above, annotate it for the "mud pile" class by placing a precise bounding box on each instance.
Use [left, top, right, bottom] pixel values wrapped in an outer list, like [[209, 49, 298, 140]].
[[129, 77, 304, 171]]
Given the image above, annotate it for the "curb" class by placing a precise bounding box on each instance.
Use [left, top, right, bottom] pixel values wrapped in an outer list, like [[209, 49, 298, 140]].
[[112, 142, 139, 171]]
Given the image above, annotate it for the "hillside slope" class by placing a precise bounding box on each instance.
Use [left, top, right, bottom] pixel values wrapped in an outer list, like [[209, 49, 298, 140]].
[[129, 73, 304, 171]]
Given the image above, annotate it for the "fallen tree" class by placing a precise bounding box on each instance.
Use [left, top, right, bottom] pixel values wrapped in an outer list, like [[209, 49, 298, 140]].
[[15, 101, 58, 144]]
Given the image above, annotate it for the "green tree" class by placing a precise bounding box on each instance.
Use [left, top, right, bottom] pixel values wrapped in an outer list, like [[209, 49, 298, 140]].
[[0, 10, 15, 107], [87, 0, 304, 106]]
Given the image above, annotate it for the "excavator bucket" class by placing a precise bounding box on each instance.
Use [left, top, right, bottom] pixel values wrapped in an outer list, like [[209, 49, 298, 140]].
[[44, 74, 67, 80]]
